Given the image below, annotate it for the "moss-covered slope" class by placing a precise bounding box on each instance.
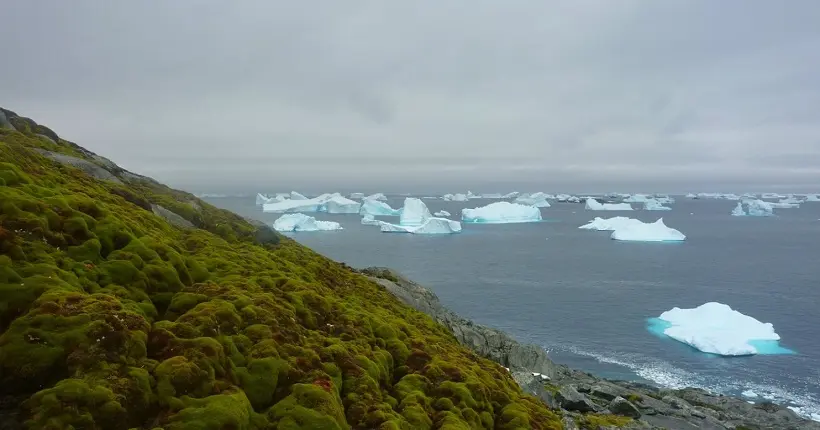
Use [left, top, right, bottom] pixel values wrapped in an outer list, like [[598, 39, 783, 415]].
[[0, 109, 563, 429]]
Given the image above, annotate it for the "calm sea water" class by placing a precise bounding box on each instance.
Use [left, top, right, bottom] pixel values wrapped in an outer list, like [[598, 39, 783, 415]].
[[206, 195, 820, 418]]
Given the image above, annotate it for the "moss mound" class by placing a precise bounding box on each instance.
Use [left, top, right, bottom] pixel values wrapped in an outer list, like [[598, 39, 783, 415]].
[[0, 111, 565, 429]]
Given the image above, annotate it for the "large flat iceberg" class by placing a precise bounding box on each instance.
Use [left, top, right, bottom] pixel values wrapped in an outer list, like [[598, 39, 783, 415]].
[[273, 214, 342, 232], [263, 199, 323, 213], [262, 192, 361, 214], [399, 198, 433, 226], [649, 302, 790, 356], [643, 200, 672, 211], [360, 199, 401, 216], [579, 216, 644, 231], [585, 198, 633, 211], [380, 217, 462, 234], [731, 200, 774, 217], [320, 193, 362, 214], [610, 218, 686, 242], [462, 202, 542, 223]]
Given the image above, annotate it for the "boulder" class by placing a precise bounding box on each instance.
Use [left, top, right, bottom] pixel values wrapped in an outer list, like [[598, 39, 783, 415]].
[[609, 396, 641, 418], [555, 386, 598, 413], [0, 110, 14, 130], [511, 371, 558, 409], [151, 204, 195, 229], [34, 149, 123, 184]]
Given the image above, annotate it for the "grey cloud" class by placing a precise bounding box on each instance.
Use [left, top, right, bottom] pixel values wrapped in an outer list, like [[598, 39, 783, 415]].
[[2, 0, 820, 193]]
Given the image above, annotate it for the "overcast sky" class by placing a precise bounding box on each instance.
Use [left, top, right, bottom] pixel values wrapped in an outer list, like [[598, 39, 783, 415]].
[[3, 1, 820, 193]]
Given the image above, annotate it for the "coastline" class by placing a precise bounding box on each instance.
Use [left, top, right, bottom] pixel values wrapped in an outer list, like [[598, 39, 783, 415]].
[[361, 267, 820, 430]]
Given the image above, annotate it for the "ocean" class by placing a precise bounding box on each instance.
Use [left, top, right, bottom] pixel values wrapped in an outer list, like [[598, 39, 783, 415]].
[[205, 195, 820, 419]]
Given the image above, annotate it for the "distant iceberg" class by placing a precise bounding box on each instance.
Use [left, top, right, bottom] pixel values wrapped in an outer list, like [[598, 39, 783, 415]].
[[361, 214, 378, 225], [380, 217, 462, 234], [769, 201, 800, 209], [360, 199, 401, 216], [732, 200, 774, 217], [585, 198, 633, 211], [643, 200, 672, 211], [685, 193, 697, 199], [579, 216, 644, 231], [466, 191, 480, 199], [623, 194, 652, 203], [263, 192, 360, 214], [804, 194, 819, 202], [273, 214, 342, 232], [255, 193, 270, 206], [443, 193, 469, 202], [462, 202, 542, 223], [290, 191, 308, 200], [761, 193, 785, 199], [610, 218, 685, 242], [479, 193, 503, 199], [349, 192, 365, 199], [365, 193, 387, 201], [556, 194, 581, 203], [650, 302, 789, 356], [399, 198, 434, 226], [434, 210, 451, 217], [502, 191, 520, 199], [514, 192, 551, 207]]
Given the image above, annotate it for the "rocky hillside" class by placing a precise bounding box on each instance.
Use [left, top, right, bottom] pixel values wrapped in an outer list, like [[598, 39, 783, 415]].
[[0, 108, 592, 429]]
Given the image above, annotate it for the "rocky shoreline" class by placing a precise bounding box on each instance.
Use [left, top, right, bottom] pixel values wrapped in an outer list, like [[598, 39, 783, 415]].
[[361, 267, 820, 430]]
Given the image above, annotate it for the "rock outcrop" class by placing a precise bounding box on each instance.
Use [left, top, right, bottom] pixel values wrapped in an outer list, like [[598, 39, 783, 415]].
[[365, 267, 820, 430]]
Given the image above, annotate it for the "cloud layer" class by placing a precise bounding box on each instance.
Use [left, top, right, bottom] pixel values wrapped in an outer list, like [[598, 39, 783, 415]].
[[3, 1, 819, 193]]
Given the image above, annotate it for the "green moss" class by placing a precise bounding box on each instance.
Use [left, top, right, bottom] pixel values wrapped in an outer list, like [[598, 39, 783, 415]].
[[579, 414, 633, 429], [626, 393, 643, 403], [0, 114, 569, 429]]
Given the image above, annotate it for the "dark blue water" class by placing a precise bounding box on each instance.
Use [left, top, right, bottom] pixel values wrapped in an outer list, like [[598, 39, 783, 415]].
[[206, 195, 820, 418]]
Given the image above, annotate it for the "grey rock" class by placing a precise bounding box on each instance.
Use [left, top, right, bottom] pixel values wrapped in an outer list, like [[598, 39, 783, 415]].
[[35, 134, 56, 144], [0, 110, 14, 130], [556, 386, 599, 413], [589, 384, 623, 401], [151, 204, 195, 229], [511, 371, 559, 409], [609, 396, 641, 418], [33, 149, 123, 184]]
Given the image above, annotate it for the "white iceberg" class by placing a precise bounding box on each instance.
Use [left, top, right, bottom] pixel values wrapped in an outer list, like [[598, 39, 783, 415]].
[[290, 191, 308, 200], [643, 200, 672, 211], [361, 214, 381, 226], [579, 216, 644, 231], [255, 193, 270, 206], [399, 198, 433, 226], [462, 202, 542, 224], [380, 217, 462, 234], [365, 193, 387, 201], [585, 198, 633, 211], [514, 192, 551, 207], [273, 214, 342, 232], [654, 302, 784, 356], [479, 193, 503, 199], [360, 199, 401, 216], [610, 218, 686, 242], [769, 201, 800, 209], [623, 194, 653, 203], [732, 199, 774, 217], [685, 193, 697, 199], [761, 193, 785, 199], [319, 193, 362, 214], [466, 191, 480, 199], [446, 193, 469, 202], [501, 191, 520, 199], [349, 192, 365, 199], [434, 210, 451, 217], [804, 194, 819, 202], [556, 194, 581, 203], [263, 199, 323, 213]]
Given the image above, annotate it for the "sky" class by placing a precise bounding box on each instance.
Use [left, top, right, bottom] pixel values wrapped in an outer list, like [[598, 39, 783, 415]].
[[3, 1, 820, 194]]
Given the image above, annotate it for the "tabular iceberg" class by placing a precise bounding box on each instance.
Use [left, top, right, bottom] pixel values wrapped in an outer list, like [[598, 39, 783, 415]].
[[263, 192, 361, 213], [556, 194, 581, 203], [462, 202, 542, 223], [651, 302, 788, 356], [380, 217, 462, 234], [443, 193, 469, 202], [273, 214, 342, 232], [585, 198, 633, 211], [434, 210, 451, 217], [579, 216, 644, 231], [263, 199, 323, 213], [365, 193, 387, 201], [643, 200, 672, 211], [399, 198, 433, 226], [805, 194, 820, 202], [731, 200, 774, 217], [610, 218, 686, 242], [769, 201, 800, 209], [623, 194, 652, 203], [360, 199, 401, 216], [501, 191, 520, 199]]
